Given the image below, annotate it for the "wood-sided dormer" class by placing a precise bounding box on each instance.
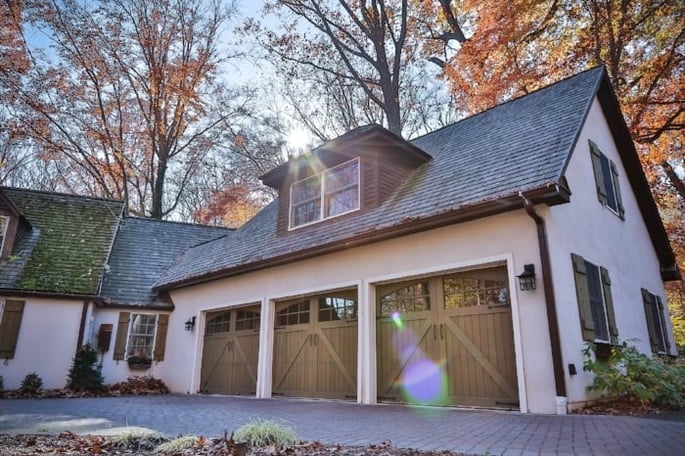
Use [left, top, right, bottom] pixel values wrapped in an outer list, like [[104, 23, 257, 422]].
[[0, 190, 26, 259], [260, 125, 432, 236]]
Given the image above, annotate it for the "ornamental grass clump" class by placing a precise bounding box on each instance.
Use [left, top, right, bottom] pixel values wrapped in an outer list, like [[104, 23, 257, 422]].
[[233, 418, 297, 448], [583, 341, 685, 409], [154, 435, 198, 454]]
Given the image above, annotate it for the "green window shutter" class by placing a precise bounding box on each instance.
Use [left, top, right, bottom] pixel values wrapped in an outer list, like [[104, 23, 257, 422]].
[[572, 253, 595, 341], [610, 161, 625, 219], [0, 300, 25, 359], [600, 267, 618, 339], [656, 296, 671, 353], [153, 314, 169, 361], [641, 288, 660, 353], [113, 312, 130, 360], [589, 141, 608, 205]]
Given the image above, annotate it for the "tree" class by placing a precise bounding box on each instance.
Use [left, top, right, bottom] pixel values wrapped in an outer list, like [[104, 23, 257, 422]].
[[441, 0, 684, 199], [441, 0, 685, 339], [14, 0, 243, 218], [244, 0, 465, 138]]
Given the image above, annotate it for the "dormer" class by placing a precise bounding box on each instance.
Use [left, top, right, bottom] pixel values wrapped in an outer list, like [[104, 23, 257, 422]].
[[0, 189, 28, 259], [260, 125, 432, 236]]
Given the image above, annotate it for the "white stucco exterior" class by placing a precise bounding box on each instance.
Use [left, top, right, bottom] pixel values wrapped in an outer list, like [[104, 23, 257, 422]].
[[0, 297, 84, 390], [90, 308, 172, 385], [545, 98, 675, 409], [166, 209, 562, 414]]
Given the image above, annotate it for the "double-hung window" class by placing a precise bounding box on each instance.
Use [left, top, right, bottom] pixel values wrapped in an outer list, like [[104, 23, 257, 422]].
[[126, 313, 157, 359], [290, 158, 360, 229], [641, 289, 671, 354], [589, 141, 624, 218], [113, 312, 169, 362], [571, 253, 618, 343]]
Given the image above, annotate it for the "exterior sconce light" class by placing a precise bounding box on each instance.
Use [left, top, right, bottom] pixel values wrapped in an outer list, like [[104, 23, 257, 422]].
[[517, 264, 536, 291], [184, 316, 196, 331]]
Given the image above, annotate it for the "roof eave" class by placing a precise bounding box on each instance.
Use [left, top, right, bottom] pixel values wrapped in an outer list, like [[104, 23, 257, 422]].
[[157, 184, 567, 291], [0, 288, 104, 302]]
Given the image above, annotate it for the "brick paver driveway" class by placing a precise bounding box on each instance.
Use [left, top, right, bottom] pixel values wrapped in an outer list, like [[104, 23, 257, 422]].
[[1, 395, 684, 455]]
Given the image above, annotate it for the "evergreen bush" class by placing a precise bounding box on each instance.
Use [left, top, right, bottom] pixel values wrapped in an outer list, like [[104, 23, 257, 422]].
[[67, 344, 104, 393], [19, 372, 43, 395]]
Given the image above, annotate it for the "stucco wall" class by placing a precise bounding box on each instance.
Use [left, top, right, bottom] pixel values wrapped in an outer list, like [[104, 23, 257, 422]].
[[90, 308, 171, 386], [167, 209, 561, 414], [545, 98, 675, 408], [0, 297, 83, 390]]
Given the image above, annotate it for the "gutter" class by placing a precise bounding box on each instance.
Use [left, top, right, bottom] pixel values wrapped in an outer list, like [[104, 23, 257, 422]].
[[0, 288, 103, 302], [519, 192, 566, 398]]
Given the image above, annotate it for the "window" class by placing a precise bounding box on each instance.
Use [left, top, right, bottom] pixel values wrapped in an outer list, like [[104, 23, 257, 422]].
[[571, 253, 618, 343], [379, 282, 431, 317], [290, 158, 359, 229], [641, 289, 670, 354], [276, 300, 310, 327], [206, 312, 231, 335], [318, 295, 357, 322], [236, 309, 260, 331], [443, 276, 509, 309], [0, 215, 9, 254], [589, 141, 624, 218], [126, 314, 157, 358], [113, 312, 168, 362]]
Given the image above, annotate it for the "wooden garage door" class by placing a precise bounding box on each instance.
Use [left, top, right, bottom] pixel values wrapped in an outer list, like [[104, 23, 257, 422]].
[[272, 290, 357, 399], [200, 306, 260, 395], [377, 267, 518, 408]]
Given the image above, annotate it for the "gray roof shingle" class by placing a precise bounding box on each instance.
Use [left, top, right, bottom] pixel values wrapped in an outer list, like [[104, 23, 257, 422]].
[[154, 67, 605, 289], [100, 217, 231, 307]]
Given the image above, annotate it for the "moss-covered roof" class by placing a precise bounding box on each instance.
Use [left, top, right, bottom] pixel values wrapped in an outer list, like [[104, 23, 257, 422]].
[[0, 187, 124, 295]]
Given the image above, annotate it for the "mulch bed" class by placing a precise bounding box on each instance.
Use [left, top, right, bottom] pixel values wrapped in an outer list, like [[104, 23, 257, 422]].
[[571, 398, 678, 417], [0, 433, 470, 455]]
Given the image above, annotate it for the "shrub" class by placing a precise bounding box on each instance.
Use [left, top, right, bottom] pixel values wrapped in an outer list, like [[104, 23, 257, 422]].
[[19, 372, 43, 395], [66, 345, 104, 393], [233, 418, 297, 448], [108, 375, 169, 396], [583, 341, 685, 409]]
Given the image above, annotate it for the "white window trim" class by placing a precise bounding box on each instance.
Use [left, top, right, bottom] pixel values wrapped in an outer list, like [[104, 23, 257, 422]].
[[124, 313, 158, 360], [0, 215, 9, 254], [289, 157, 360, 230]]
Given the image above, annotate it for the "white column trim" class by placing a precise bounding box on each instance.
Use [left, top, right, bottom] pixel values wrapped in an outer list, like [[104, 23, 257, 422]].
[[256, 298, 275, 398]]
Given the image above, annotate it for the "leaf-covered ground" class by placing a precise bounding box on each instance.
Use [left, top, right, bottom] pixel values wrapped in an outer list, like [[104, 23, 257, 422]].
[[0, 433, 471, 455]]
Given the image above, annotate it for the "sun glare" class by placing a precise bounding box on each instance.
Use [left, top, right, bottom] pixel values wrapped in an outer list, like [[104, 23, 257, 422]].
[[286, 128, 311, 155]]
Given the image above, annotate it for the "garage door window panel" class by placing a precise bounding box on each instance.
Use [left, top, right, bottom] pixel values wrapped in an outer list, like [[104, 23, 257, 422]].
[[443, 276, 509, 310], [236, 310, 260, 331], [206, 312, 231, 335], [277, 300, 310, 327], [319, 296, 357, 322], [379, 282, 431, 316]]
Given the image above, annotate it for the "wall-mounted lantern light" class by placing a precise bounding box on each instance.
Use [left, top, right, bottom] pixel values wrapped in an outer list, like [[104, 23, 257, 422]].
[[517, 264, 536, 291], [184, 316, 196, 331]]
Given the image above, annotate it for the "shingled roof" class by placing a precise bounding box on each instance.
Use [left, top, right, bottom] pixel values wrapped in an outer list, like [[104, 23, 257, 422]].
[[0, 188, 124, 295], [153, 66, 676, 289], [100, 217, 231, 308]]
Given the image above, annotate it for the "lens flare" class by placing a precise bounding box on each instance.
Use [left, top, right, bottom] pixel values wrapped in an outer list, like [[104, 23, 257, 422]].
[[391, 311, 403, 328], [401, 358, 447, 404]]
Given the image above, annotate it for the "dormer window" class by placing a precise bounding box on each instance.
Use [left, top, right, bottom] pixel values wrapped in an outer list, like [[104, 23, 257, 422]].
[[289, 158, 360, 229], [0, 215, 9, 255]]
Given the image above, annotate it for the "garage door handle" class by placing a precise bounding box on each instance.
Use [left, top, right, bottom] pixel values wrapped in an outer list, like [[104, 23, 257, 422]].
[[433, 324, 437, 340], [440, 324, 444, 340]]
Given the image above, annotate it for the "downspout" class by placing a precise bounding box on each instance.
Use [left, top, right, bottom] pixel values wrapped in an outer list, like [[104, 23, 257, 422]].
[[519, 192, 566, 399]]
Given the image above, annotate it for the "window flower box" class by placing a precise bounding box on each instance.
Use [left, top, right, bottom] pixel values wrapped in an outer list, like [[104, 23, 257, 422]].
[[127, 355, 152, 370]]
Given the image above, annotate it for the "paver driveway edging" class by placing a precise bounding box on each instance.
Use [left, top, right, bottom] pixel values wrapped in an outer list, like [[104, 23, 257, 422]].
[[1, 395, 684, 455]]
